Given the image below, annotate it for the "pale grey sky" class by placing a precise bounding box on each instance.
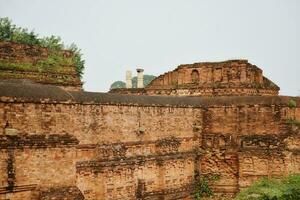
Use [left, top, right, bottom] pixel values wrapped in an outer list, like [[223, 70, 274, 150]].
[[0, 0, 299, 96]]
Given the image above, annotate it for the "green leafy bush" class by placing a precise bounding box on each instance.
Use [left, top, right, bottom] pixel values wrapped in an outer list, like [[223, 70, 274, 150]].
[[0, 17, 84, 78], [234, 174, 300, 200], [288, 100, 297, 108], [194, 174, 220, 200]]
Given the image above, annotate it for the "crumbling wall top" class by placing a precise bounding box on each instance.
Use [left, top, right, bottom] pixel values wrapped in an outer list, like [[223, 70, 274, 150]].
[[0, 79, 298, 108], [111, 59, 280, 97], [0, 41, 82, 91]]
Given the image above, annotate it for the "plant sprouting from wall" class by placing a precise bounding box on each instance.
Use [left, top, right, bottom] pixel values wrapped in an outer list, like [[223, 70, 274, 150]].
[[194, 174, 220, 200], [286, 118, 300, 128], [0, 17, 85, 78], [288, 99, 297, 108], [68, 43, 85, 79]]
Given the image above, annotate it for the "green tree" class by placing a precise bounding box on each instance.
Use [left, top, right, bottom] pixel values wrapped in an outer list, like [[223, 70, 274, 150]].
[[110, 75, 156, 89], [0, 17, 13, 40], [68, 43, 85, 79], [131, 75, 156, 88], [110, 81, 126, 89]]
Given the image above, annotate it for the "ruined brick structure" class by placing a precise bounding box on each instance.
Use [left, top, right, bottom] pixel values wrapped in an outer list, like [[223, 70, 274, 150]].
[[0, 41, 299, 200], [110, 60, 279, 96], [0, 41, 82, 91]]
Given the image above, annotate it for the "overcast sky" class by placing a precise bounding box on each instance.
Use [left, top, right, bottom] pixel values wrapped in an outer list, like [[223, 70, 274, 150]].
[[1, 0, 299, 96]]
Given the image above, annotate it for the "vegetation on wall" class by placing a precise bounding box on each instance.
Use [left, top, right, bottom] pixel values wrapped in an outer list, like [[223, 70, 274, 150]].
[[194, 174, 220, 200], [0, 51, 74, 73], [286, 99, 299, 128], [234, 174, 300, 200], [0, 17, 85, 78], [110, 75, 156, 89], [286, 118, 300, 127], [288, 99, 297, 108]]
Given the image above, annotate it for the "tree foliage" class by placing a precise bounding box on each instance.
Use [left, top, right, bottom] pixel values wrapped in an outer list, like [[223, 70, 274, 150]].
[[0, 17, 85, 78], [110, 75, 156, 89], [234, 174, 300, 200], [132, 75, 156, 88], [110, 81, 126, 89]]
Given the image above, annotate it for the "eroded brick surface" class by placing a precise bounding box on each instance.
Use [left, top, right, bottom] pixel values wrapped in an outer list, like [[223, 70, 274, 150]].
[[0, 41, 82, 90], [0, 42, 299, 199], [0, 88, 299, 199], [110, 60, 279, 96]]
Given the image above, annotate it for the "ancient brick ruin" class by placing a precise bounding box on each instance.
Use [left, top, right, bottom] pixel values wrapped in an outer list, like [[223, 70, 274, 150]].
[[0, 41, 82, 91], [0, 41, 299, 200], [110, 60, 279, 96]]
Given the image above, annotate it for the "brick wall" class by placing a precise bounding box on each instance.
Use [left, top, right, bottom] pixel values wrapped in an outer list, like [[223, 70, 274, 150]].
[[0, 83, 299, 199]]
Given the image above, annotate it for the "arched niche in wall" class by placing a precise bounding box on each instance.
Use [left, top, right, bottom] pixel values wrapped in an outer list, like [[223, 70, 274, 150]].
[[191, 69, 200, 83]]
